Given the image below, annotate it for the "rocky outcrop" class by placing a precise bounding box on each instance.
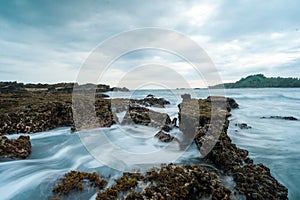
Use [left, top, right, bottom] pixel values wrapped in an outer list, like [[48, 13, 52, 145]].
[[52, 171, 107, 196], [155, 130, 175, 142], [130, 97, 170, 108], [111, 87, 130, 92], [0, 92, 116, 135], [121, 106, 171, 129], [96, 164, 231, 200], [50, 94, 288, 200], [177, 95, 288, 199], [0, 135, 31, 159]]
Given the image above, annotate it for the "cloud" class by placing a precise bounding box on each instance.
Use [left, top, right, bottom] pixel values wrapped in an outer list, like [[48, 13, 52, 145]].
[[0, 0, 299, 87]]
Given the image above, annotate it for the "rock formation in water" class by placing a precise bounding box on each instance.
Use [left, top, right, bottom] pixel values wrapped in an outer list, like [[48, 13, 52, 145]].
[[51, 94, 288, 200], [96, 164, 231, 200], [0, 85, 288, 199], [0, 135, 31, 159]]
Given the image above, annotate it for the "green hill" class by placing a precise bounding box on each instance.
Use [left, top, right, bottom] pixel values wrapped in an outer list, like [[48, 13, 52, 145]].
[[210, 74, 300, 88]]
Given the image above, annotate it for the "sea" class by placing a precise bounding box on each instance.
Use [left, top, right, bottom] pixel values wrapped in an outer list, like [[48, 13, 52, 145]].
[[0, 88, 299, 199]]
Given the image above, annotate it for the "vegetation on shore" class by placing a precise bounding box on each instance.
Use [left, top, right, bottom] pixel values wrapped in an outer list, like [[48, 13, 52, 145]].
[[210, 74, 300, 88]]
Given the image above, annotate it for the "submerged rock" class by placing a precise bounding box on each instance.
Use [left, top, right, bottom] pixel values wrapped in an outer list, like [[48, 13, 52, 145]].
[[261, 116, 298, 120], [0, 135, 31, 159], [235, 123, 252, 129]]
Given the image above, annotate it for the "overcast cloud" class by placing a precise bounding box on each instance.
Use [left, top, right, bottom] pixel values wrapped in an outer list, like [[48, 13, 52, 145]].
[[0, 0, 299, 88]]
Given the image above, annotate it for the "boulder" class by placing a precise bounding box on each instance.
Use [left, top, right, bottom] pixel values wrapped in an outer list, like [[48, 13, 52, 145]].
[[181, 94, 191, 102], [155, 130, 174, 142]]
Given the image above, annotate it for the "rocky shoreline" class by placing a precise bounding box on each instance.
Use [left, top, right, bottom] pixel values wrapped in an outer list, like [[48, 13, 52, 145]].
[[0, 89, 288, 199]]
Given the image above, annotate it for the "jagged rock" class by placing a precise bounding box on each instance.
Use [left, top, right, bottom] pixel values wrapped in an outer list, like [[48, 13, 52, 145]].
[[97, 164, 231, 200], [181, 93, 191, 102], [0, 92, 116, 135], [0, 135, 31, 159], [130, 97, 170, 108], [178, 96, 287, 199], [146, 94, 154, 98], [121, 106, 171, 129], [172, 117, 177, 127], [155, 130, 174, 142], [52, 171, 107, 195], [233, 164, 288, 200], [235, 123, 252, 129]]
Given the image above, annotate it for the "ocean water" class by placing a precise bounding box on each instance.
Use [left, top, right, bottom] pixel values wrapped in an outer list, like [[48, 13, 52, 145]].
[[0, 88, 299, 199]]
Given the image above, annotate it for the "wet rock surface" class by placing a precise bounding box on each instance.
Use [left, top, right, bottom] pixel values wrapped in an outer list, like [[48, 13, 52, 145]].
[[52, 170, 107, 197], [121, 105, 171, 129], [155, 130, 175, 142], [0, 135, 31, 159], [96, 164, 231, 200], [0, 87, 288, 199], [130, 97, 170, 108], [0, 92, 117, 135], [177, 96, 288, 199]]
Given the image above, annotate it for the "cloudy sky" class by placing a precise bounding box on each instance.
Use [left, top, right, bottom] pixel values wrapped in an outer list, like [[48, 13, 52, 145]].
[[0, 0, 299, 88]]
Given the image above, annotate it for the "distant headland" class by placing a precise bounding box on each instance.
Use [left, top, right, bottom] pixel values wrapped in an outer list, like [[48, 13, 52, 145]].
[[210, 74, 300, 88]]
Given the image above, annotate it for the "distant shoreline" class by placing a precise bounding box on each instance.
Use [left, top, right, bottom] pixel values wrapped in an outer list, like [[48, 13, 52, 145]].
[[210, 74, 300, 89]]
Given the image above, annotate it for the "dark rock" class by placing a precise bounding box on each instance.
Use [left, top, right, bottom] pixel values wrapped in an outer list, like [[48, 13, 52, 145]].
[[261, 116, 298, 120], [121, 106, 171, 129], [130, 97, 170, 108], [172, 117, 177, 127], [235, 123, 252, 129], [233, 164, 288, 200], [95, 93, 110, 98], [146, 94, 154, 98], [0, 135, 31, 159], [227, 97, 239, 109], [181, 93, 191, 102], [162, 124, 172, 132], [155, 130, 174, 142], [70, 126, 76, 133], [111, 87, 130, 92], [178, 96, 287, 199], [0, 92, 116, 135]]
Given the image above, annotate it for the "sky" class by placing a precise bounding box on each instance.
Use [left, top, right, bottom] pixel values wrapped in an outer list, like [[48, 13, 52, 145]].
[[0, 0, 299, 88]]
